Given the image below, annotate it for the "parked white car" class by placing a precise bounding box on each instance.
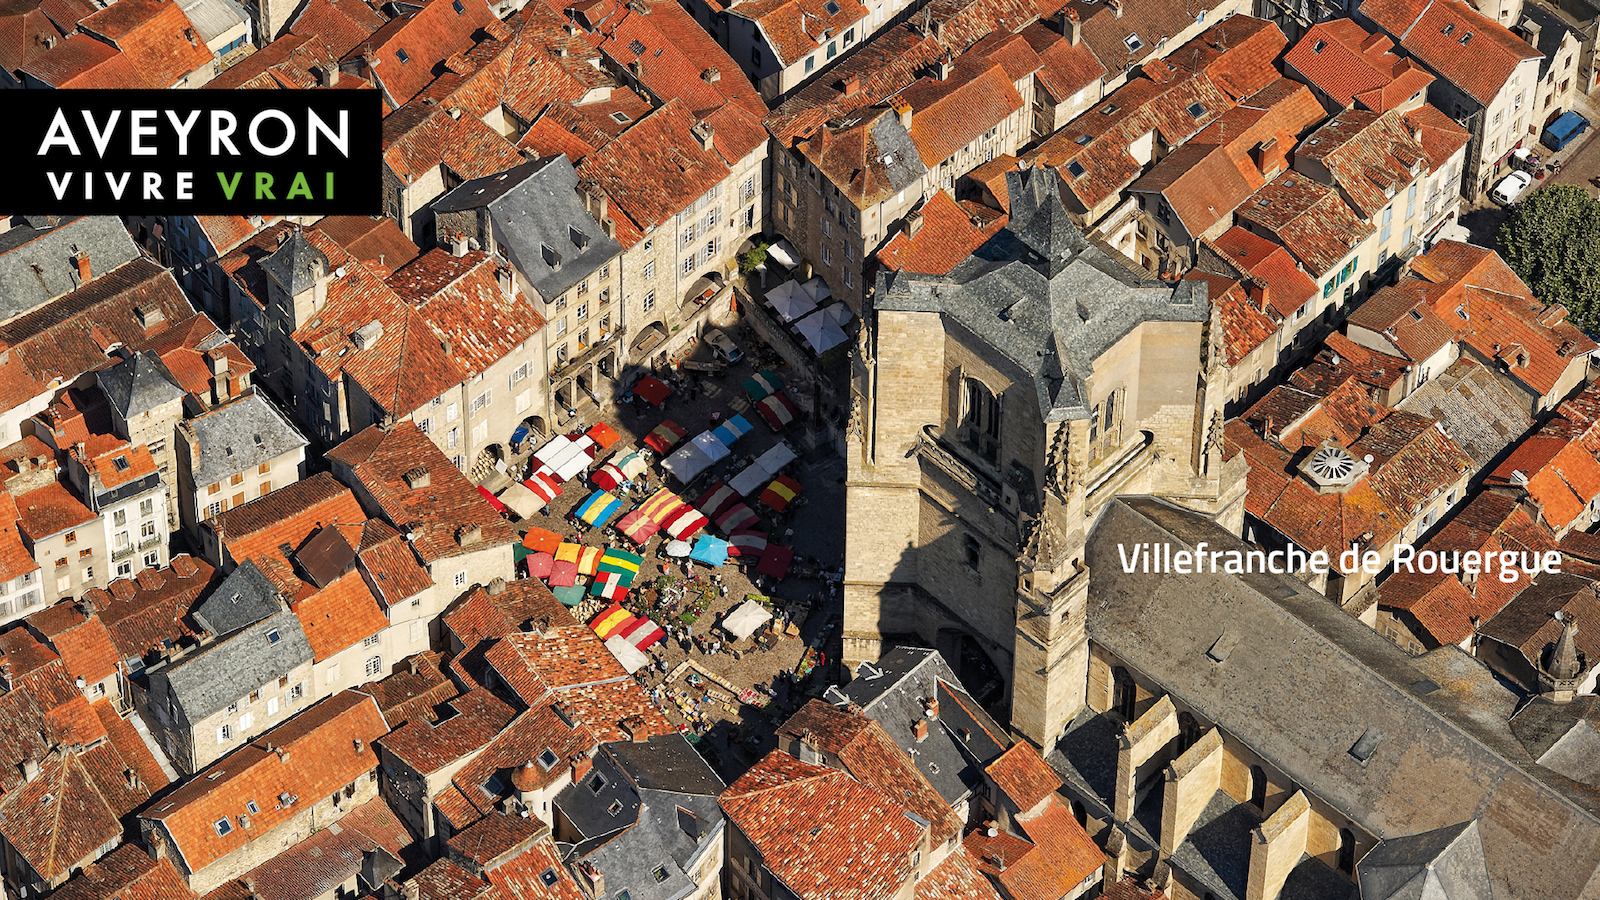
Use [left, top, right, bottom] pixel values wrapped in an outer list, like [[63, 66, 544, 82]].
[[1492, 171, 1534, 205], [705, 328, 744, 363]]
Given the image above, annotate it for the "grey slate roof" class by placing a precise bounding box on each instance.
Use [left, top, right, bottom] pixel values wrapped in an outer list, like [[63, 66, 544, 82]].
[[261, 230, 331, 298], [433, 156, 621, 303], [189, 393, 308, 488], [1397, 358, 1530, 470], [830, 646, 1010, 805], [875, 168, 1207, 422], [192, 561, 282, 637], [1357, 821, 1492, 900], [0, 216, 142, 323], [152, 609, 312, 724], [1084, 496, 1600, 900], [555, 735, 724, 900], [98, 351, 185, 420], [1521, 3, 1576, 82], [1510, 695, 1600, 786], [868, 113, 927, 196]]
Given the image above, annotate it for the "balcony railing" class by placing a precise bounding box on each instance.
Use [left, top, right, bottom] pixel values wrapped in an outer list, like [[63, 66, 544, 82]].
[[914, 425, 1002, 506], [112, 545, 136, 561], [138, 535, 164, 551]]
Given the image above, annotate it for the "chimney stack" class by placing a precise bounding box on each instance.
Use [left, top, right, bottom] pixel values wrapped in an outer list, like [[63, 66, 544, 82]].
[[913, 718, 929, 742], [1062, 8, 1081, 45], [73, 250, 90, 282], [450, 232, 469, 257], [892, 97, 912, 131], [1108, 0, 1122, 16], [842, 73, 861, 95]]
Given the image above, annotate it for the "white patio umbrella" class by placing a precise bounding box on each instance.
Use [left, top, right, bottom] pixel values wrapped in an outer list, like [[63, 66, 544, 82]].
[[795, 308, 849, 354], [665, 540, 694, 557], [799, 276, 832, 305], [765, 280, 817, 323]]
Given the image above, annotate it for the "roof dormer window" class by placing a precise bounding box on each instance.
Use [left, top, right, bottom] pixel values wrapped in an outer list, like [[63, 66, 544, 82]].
[[1442, 22, 1454, 34], [396, 49, 410, 64]]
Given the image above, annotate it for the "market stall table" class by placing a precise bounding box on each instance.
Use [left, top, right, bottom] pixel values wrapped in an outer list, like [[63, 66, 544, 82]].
[[574, 490, 625, 527], [715, 503, 760, 533], [604, 635, 650, 673], [723, 598, 773, 641], [585, 422, 621, 451], [710, 414, 754, 447], [754, 392, 799, 430], [759, 475, 804, 512], [617, 509, 661, 545], [634, 375, 671, 406], [727, 530, 767, 557], [644, 420, 687, 454], [741, 369, 784, 401]]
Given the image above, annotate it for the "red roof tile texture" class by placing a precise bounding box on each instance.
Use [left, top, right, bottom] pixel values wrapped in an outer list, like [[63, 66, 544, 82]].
[[1283, 18, 1434, 111], [143, 691, 388, 874], [985, 741, 1064, 812], [1362, 0, 1540, 105], [51, 844, 196, 900], [86, 555, 213, 663], [79, 0, 213, 87], [916, 845, 1006, 900], [878, 190, 1008, 275], [20, 29, 153, 87], [379, 688, 516, 775], [993, 796, 1104, 900], [720, 751, 923, 900], [346, 0, 496, 107], [327, 422, 517, 565]]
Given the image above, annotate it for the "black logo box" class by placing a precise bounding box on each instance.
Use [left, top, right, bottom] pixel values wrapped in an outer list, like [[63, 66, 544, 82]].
[[18, 90, 382, 215]]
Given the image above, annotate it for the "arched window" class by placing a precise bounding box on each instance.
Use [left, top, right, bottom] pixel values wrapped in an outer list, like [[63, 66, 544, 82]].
[[960, 378, 1001, 463], [1112, 666, 1137, 721], [1249, 765, 1267, 810], [1178, 712, 1203, 753], [1339, 828, 1356, 873]]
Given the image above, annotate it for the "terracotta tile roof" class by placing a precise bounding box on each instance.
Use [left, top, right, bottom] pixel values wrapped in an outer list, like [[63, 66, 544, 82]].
[[726, 0, 867, 66], [916, 845, 1005, 900], [0, 0, 66, 75], [411, 857, 494, 900], [878, 190, 1008, 275], [984, 741, 1063, 811], [344, 0, 497, 106], [313, 216, 421, 271], [1028, 18, 1288, 212], [1289, 333, 1409, 397], [1402, 104, 1471, 172], [964, 824, 1035, 876], [1236, 170, 1372, 275], [194, 218, 275, 257], [217, 797, 410, 900], [482, 629, 672, 741], [764, 23, 944, 151], [1346, 281, 1457, 362], [1362, 0, 1540, 105], [142, 691, 389, 874], [93, 698, 171, 795], [1295, 108, 1434, 218], [1186, 269, 1275, 365], [576, 100, 734, 233], [361, 651, 456, 726], [490, 628, 625, 691], [78, 0, 213, 87], [378, 688, 516, 775], [446, 700, 597, 813], [327, 423, 518, 564], [218, 224, 296, 318], [15, 480, 96, 540], [581, 0, 767, 127], [990, 796, 1102, 900], [445, 587, 520, 650], [1404, 241, 1595, 396], [87, 555, 213, 664], [897, 58, 1029, 168], [387, 249, 546, 380], [293, 569, 390, 662], [1353, 411, 1473, 513], [0, 491, 41, 585], [356, 521, 433, 606], [132, 313, 256, 403], [52, 844, 196, 900], [0, 258, 193, 413], [74, 438, 158, 492], [212, 472, 366, 568], [0, 749, 121, 882], [1018, 20, 1105, 105], [19, 30, 152, 87], [26, 602, 119, 686], [720, 750, 922, 900], [516, 117, 598, 164], [288, 0, 385, 58], [382, 105, 524, 187], [1284, 18, 1434, 111], [1210, 226, 1317, 321]]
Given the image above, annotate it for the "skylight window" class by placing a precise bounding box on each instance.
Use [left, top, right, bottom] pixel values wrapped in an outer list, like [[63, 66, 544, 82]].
[[1460, 31, 1472, 43], [396, 49, 410, 64], [608, 800, 624, 815], [215, 818, 233, 836], [1074, 134, 1092, 145], [1187, 102, 1206, 118], [629, 39, 646, 55], [113, 456, 129, 471], [652, 867, 670, 883], [266, 629, 281, 644], [825, 0, 840, 12], [538, 748, 560, 769], [453, 0, 464, 12], [1312, 39, 1326, 52], [1066, 161, 1086, 178], [1409, 310, 1423, 321], [246, 800, 259, 815], [588, 772, 607, 794], [540, 869, 559, 887], [1100, 103, 1119, 115], [1349, 727, 1382, 764], [1124, 34, 1143, 51], [610, 111, 631, 124]]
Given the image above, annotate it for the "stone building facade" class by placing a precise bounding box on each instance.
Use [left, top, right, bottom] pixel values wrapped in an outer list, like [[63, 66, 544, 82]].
[[843, 169, 1247, 748]]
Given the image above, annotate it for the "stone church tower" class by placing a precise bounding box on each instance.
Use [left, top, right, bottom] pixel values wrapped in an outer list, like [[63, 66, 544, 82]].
[[844, 168, 1247, 747]]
